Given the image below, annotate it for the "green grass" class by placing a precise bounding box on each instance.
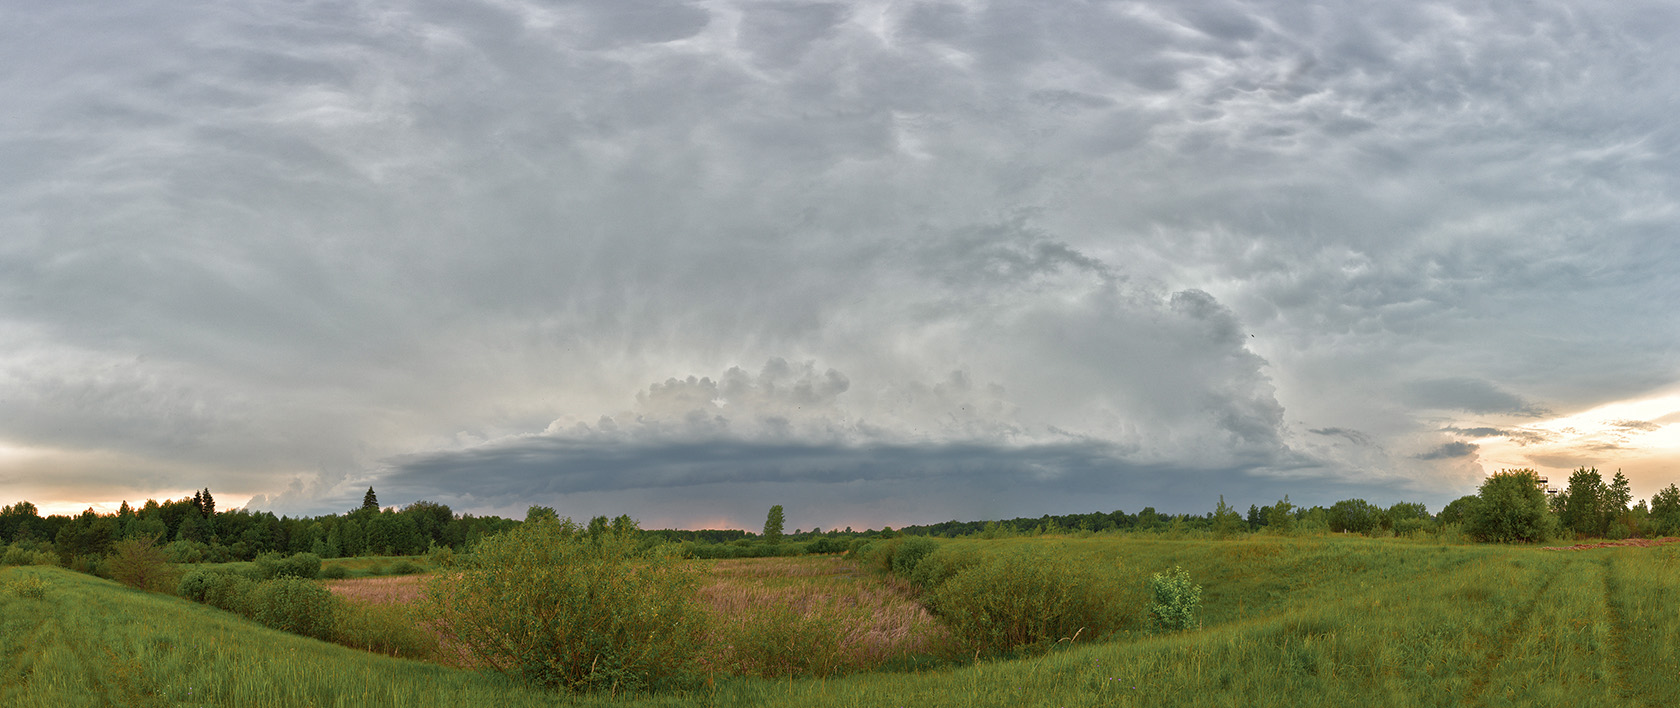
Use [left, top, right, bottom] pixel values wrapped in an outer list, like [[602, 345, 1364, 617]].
[[202, 555, 436, 580], [6, 536, 1678, 706]]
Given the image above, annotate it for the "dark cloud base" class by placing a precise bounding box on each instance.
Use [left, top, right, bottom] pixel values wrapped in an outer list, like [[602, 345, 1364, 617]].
[[379, 436, 1435, 529]]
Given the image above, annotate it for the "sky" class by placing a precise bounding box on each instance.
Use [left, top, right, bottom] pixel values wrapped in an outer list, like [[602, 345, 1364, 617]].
[[3, 0, 1679, 530]]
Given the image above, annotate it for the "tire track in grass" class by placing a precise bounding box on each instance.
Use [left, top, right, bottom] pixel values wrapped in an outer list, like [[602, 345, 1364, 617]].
[[1465, 562, 1559, 704], [1601, 555, 1637, 708]]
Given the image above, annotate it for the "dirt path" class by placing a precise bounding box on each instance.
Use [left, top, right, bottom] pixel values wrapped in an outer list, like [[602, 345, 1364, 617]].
[[1601, 557, 1639, 707]]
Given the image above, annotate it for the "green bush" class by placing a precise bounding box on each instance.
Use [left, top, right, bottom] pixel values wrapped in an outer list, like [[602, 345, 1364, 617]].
[[248, 577, 341, 641], [928, 553, 1117, 654], [206, 572, 254, 612], [890, 537, 939, 578], [251, 552, 285, 579], [280, 552, 322, 579], [906, 544, 981, 593], [425, 519, 707, 693], [176, 568, 220, 602], [2, 545, 56, 567], [250, 551, 322, 580], [107, 537, 177, 592], [388, 559, 421, 575], [164, 540, 208, 564], [845, 538, 874, 558], [1471, 469, 1559, 543], [804, 537, 848, 554], [857, 537, 905, 572], [320, 564, 350, 579], [1147, 566, 1202, 632]]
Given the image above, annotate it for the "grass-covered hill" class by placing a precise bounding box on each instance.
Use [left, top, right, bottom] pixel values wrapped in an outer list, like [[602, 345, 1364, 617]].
[[7, 535, 1680, 706]]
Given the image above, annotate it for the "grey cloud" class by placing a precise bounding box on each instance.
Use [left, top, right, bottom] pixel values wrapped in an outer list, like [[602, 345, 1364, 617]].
[[1415, 441, 1479, 461], [613, 359, 855, 442], [580, 1, 712, 47], [898, 3, 968, 42], [377, 434, 1416, 525], [1310, 428, 1374, 447], [1608, 420, 1662, 432], [1441, 426, 1553, 446], [740, 2, 849, 67], [1403, 379, 1550, 417]]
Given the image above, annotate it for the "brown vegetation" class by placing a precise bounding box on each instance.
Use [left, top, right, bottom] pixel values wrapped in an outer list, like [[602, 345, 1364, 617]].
[[697, 556, 950, 676], [323, 555, 949, 677], [324, 575, 426, 605]]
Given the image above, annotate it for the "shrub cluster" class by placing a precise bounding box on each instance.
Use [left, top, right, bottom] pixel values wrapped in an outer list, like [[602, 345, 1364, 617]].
[[176, 565, 437, 658], [1147, 565, 1202, 632], [926, 553, 1119, 653], [1, 543, 57, 567], [107, 537, 178, 592], [252, 551, 322, 580], [863, 539, 1130, 655], [426, 518, 707, 693], [176, 569, 338, 640]]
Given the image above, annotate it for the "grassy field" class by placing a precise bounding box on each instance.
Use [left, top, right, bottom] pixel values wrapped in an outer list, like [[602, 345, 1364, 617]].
[[6, 535, 1680, 706]]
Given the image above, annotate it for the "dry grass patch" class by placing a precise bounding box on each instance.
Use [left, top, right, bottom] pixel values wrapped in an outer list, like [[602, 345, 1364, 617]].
[[324, 575, 426, 605], [321, 556, 951, 679], [697, 556, 951, 677]]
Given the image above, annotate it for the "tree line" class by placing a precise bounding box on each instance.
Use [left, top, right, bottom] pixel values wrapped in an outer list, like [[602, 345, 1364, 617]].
[[1455, 467, 1680, 543], [0, 487, 518, 571], [6, 464, 1676, 572]]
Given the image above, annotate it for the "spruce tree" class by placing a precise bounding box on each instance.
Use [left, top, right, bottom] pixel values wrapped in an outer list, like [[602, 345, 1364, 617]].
[[362, 487, 380, 512], [1607, 470, 1634, 537]]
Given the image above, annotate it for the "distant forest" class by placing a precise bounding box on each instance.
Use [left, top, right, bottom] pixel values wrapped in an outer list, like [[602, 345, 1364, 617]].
[[5, 466, 1679, 568], [0, 485, 1271, 566]]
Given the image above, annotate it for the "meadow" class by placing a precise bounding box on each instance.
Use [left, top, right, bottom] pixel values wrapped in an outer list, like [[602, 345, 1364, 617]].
[[5, 534, 1680, 706]]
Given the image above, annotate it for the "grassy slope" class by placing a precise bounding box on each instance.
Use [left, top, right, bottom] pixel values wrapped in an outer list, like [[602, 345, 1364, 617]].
[[7, 536, 1680, 707]]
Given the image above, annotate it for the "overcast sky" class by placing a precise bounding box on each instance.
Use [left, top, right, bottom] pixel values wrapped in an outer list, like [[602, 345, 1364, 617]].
[[4, 0, 1679, 529]]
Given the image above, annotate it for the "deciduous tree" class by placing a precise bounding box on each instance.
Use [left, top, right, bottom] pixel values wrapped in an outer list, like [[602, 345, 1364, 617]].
[[763, 505, 785, 544], [1558, 467, 1606, 537], [1212, 496, 1243, 538], [1470, 469, 1556, 543], [108, 536, 176, 592], [1650, 483, 1680, 536]]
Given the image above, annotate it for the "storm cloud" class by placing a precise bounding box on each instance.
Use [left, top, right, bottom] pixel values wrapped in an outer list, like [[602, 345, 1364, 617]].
[[5, 0, 1680, 521]]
